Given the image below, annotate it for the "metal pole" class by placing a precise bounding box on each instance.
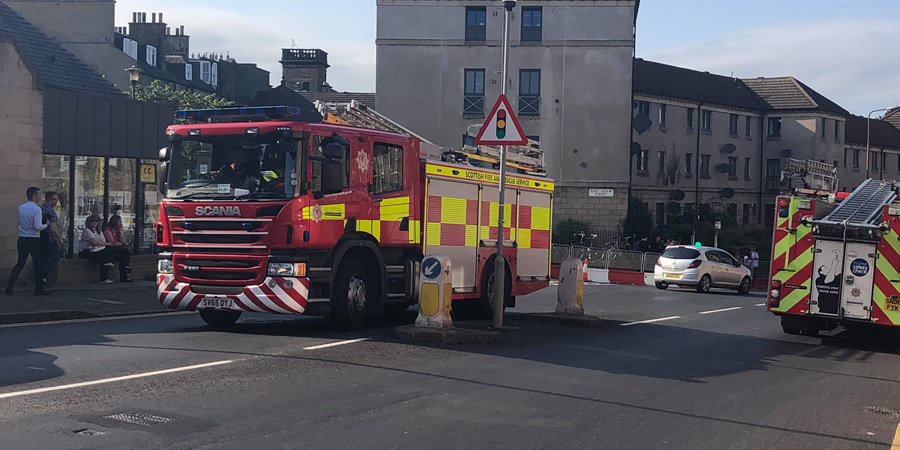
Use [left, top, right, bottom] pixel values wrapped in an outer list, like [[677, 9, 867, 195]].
[[493, 1, 514, 329], [867, 112, 872, 179]]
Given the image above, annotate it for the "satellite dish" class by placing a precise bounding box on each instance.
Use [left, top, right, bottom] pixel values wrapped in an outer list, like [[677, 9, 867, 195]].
[[670, 189, 685, 201], [720, 187, 735, 199], [631, 142, 642, 155], [720, 143, 736, 154], [632, 112, 652, 134], [716, 163, 731, 173]]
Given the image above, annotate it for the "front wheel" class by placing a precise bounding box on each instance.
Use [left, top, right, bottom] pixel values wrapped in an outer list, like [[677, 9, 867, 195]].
[[479, 259, 511, 320], [199, 310, 241, 328], [655, 281, 668, 290], [330, 258, 370, 330], [737, 277, 752, 295], [696, 275, 712, 294]]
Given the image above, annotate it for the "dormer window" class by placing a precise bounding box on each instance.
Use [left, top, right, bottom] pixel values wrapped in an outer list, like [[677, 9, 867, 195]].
[[123, 38, 137, 60], [146, 45, 157, 67], [200, 61, 211, 84], [185, 64, 193, 81]]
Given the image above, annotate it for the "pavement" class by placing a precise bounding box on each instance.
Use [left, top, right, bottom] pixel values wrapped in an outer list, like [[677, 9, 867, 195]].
[[0, 280, 166, 324], [3, 283, 900, 449]]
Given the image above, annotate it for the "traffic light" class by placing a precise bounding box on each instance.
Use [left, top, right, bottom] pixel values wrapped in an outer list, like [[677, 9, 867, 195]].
[[496, 109, 507, 139]]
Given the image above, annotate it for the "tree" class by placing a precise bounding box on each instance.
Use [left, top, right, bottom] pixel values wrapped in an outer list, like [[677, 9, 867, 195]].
[[623, 197, 654, 239], [133, 80, 232, 118]]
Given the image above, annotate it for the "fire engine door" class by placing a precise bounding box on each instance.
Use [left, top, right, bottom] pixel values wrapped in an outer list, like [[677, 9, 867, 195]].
[[810, 240, 843, 316], [840, 243, 876, 320]]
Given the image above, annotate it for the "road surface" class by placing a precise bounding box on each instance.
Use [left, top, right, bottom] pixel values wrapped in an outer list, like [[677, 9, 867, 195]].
[[2, 284, 900, 449]]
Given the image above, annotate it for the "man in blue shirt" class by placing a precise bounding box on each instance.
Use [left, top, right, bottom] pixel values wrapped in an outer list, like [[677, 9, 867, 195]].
[[6, 187, 50, 295], [40, 191, 62, 288]]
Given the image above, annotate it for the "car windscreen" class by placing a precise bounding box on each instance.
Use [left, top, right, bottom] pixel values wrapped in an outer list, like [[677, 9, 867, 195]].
[[661, 248, 700, 259]]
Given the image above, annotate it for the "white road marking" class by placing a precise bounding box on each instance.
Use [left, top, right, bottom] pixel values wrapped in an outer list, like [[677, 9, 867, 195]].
[[755, 303, 766, 307], [0, 360, 234, 400], [0, 311, 192, 328], [85, 298, 126, 305], [699, 306, 743, 315], [620, 316, 681, 327], [303, 338, 370, 350]]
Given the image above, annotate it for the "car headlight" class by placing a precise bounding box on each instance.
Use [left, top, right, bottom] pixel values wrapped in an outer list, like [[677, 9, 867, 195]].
[[158, 259, 174, 274], [268, 262, 307, 277]]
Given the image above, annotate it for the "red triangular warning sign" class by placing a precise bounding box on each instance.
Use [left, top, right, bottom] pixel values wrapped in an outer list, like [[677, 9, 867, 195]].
[[474, 94, 528, 146]]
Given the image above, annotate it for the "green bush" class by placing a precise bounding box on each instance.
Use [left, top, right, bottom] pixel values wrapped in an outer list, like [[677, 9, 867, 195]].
[[553, 218, 591, 244], [623, 197, 654, 238]]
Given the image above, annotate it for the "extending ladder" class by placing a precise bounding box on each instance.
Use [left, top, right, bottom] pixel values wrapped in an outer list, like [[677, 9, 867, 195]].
[[822, 179, 898, 225]]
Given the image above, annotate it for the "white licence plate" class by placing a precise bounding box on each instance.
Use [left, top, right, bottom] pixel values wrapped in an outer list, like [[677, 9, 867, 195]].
[[199, 298, 235, 309]]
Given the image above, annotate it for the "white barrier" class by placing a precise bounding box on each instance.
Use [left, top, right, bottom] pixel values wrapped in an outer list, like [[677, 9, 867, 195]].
[[556, 258, 584, 314]]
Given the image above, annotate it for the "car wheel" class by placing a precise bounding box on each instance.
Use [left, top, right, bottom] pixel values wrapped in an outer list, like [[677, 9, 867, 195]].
[[696, 275, 711, 293], [737, 277, 752, 295], [655, 281, 667, 290]]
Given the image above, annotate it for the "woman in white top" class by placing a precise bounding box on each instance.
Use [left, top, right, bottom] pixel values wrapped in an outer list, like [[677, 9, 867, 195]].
[[78, 215, 132, 283]]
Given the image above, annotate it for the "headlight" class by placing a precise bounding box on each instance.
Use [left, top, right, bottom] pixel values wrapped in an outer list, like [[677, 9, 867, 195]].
[[268, 262, 307, 277], [158, 259, 174, 274]]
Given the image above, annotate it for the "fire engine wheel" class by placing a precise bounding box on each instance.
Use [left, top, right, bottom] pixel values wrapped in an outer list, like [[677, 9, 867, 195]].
[[737, 277, 752, 295], [479, 261, 512, 320], [330, 258, 369, 330], [199, 310, 242, 328], [696, 275, 712, 294]]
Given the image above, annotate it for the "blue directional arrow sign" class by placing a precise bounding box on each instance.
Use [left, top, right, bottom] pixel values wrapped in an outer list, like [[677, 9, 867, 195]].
[[422, 257, 441, 280]]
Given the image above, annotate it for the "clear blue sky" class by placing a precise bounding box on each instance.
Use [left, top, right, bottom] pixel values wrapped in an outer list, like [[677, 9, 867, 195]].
[[117, 0, 898, 116]]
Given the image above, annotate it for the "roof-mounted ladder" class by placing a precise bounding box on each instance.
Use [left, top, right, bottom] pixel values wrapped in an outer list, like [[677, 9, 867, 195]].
[[821, 179, 898, 226]]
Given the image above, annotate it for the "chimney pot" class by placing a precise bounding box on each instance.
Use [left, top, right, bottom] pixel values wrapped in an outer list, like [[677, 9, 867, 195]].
[[180, 25, 185, 35], [152, 12, 156, 23], [159, 12, 163, 23], [166, 26, 171, 35], [132, 12, 136, 22], [142, 12, 146, 23]]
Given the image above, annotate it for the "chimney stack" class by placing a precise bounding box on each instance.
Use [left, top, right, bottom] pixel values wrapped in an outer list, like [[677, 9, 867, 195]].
[[152, 12, 156, 23]]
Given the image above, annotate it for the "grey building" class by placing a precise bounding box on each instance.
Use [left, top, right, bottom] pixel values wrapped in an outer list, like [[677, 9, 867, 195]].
[[376, 0, 638, 230]]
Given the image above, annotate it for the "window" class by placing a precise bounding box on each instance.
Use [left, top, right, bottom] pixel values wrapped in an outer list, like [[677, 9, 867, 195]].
[[705, 251, 722, 263], [729, 114, 738, 135], [821, 118, 827, 139], [744, 157, 751, 180], [211, 63, 218, 87], [200, 61, 211, 84], [311, 134, 350, 195], [521, 6, 542, 42], [657, 151, 666, 174], [835, 120, 840, 141], [742, 204, 751, 225], [518, 69, 541, 116], [373, 142, 403, 194], [745, 116, 752, 137], [843, 148, 848, 167], [638, 101, 650, 115], [659, 104, 667, 126], [463, 69, 485, 114], [872, 151, 879, 170], [728, 156, 737, 177], [684, 153, 693, 177], [465, 6, 486, 41], [146, 45, 157, 67], [700, 154, 710, 178], [301, 82, 310, 92], [185, 64, 193, 81], [656, 203, 665, 227], [767, 117, 782, 137], [123, 38, 138, 59], [701, 110, 712, 132], [766, 159, 781, 190], [686, 108, 694, 130], [637, 150, 649, 172], [853, 149, 860, 168], [897, 153, 900, 173], [833, 160, 838, 169]]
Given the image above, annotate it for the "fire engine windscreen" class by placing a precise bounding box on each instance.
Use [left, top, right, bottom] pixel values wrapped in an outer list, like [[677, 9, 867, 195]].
[[167, 135, 299, 200]]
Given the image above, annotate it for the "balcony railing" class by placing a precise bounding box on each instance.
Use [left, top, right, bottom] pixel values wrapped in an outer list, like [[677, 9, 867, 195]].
[[519, 95, 541, 116], [463, 95, 484, 115], [281, 49, 328, 65]]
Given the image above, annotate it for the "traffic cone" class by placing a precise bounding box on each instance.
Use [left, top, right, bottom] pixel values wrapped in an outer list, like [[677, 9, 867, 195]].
[[583, 258, 589, 282]]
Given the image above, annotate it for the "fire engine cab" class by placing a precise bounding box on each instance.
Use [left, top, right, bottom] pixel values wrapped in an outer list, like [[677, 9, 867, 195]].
[[768, 159, 900, 335], [155, 106, 554, 329]]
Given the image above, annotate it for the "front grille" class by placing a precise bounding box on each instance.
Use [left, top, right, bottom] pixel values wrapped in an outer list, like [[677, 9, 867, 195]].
[[176, 221, 266, 231], [179, 234, 262, 244], [188, 271, 256, 281], [181, 258, 256, 269]]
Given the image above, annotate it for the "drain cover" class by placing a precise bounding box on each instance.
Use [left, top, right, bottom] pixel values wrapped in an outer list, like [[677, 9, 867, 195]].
[[103, 412, 174, 426], [866, 406, 900, 418], [74, 429, 106, 436]]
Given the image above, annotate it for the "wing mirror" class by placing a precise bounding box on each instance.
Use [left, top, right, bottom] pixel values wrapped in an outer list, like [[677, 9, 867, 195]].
[[158, 147, 170, 162]]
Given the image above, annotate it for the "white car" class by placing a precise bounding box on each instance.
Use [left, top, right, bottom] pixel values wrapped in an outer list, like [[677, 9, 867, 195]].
[[653, 245, 753, 294]]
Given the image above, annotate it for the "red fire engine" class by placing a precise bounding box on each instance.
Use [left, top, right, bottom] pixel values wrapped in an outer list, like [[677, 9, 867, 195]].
[[155, 106, 554, 329]]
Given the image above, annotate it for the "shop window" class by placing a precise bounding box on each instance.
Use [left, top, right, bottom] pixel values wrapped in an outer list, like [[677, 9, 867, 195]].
[[373, 142, 403, 194], [107, 158, 136, 246], [74, 156, 106, 242]]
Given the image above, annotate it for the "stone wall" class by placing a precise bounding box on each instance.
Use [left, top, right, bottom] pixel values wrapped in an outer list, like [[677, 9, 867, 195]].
[[0, 40, 45, 271], [553, 181, 629, 230]]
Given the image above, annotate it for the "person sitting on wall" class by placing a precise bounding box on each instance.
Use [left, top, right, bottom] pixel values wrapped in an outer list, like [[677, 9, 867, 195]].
[[78, 215, 132, 283], [103, 215, 133, 273]]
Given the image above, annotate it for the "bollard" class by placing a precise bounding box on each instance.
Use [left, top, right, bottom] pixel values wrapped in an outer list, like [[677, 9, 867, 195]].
[[556, 258, 584, 314], [416, 255, 453, 328]]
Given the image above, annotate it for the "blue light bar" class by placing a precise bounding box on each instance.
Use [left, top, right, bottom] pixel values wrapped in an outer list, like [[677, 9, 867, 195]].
[[175, 106, 302, 120]]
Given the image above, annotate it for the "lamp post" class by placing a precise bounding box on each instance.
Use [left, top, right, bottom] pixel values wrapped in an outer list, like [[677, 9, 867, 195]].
[[125, 66, 142, 100], [867, 106, 899, 179]]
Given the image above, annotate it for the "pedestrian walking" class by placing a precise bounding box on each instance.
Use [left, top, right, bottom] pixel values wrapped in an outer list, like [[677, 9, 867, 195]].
[[6, 187, 51, 295], [78, 215, 132, 283], [40, 191, 62, 287]]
